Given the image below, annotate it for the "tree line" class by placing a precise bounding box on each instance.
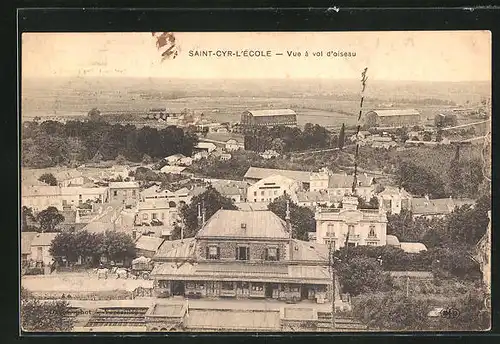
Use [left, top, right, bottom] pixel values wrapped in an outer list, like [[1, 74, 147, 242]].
[[243, 123, 339, 153], [49, 230, 136, 267], [22, 116, 198, 168]]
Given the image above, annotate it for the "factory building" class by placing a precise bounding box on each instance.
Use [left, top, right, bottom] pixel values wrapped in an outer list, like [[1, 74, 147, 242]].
[[363, 109, 421, 128], [241, 109, 298, 127]]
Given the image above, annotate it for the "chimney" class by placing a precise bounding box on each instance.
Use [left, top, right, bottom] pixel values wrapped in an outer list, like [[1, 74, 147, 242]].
[[197, 203, 202, 227]]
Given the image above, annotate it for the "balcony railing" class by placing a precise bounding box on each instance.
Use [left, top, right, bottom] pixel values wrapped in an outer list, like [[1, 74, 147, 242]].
[[343, 233, 360, 240]]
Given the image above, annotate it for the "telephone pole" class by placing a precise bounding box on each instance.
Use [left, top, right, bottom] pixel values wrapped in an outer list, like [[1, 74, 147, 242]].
[[329, 241, 336, 330]]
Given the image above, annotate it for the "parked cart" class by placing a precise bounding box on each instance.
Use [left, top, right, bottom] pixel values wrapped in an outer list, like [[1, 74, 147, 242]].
[[130, 256, 154, 280]]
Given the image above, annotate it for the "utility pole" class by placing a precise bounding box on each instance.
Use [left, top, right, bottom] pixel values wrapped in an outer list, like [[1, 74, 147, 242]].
[[329, 241, 336, 330], [406, 276, 410, 298]]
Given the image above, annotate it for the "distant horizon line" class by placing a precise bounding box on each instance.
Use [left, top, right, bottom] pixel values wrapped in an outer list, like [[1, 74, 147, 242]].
[[22, 76, 491, 83]]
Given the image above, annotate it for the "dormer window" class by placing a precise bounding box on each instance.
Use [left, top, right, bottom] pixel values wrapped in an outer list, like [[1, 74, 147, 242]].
[[265, 247, 279, 261], [206, 245, 220, 260]]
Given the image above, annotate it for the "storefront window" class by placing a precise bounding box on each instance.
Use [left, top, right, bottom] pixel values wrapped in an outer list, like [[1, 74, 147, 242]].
[[221, 282, 234, 290]]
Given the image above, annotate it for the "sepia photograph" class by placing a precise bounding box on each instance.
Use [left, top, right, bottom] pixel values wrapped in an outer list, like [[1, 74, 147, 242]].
[[20, 31, 491, 333]]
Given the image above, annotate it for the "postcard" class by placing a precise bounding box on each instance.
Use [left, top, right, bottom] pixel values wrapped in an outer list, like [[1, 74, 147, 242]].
[[20, 31, 491, 333]]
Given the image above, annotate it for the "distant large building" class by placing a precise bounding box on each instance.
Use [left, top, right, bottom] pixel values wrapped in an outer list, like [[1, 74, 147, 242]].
[[241, 109, 297, 127], [363, 109, 421, 128]]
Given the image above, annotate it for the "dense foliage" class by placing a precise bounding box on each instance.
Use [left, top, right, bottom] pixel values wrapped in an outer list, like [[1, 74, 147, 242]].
[[22, 119, 198, 168], [352, 289, 490, 331], [21, 287, 74, 332], [336, 256, 393, 296], [244, 123, 333, 153], [49, 230, 136, 266], [36, 207, 65, 233], [178, 185, 238, 238], [267, 194, 315, 241]]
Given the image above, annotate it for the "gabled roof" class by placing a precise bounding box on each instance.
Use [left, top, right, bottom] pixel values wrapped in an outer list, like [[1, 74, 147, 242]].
[[245, 109, 296, 117], [378, 186, 412, 198], [21, 232, 38, 254], [154, 238, 197, 260], [412, 197, 475, 215], [108, 181, 139, 189], [296, 191, 342, 203], [244, 167, 311, 183], [196, 210, 290, 239], [367, 109, 420, 117], [31, 232, 58, 246], [252, 175, 299, 189]]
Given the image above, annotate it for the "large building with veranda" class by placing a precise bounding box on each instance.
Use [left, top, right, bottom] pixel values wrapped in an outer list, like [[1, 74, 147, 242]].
[[241, 109, 298, 127]]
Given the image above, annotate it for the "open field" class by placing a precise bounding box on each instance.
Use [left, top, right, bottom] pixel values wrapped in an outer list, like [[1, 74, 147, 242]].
[[22, 77, 490, 128]]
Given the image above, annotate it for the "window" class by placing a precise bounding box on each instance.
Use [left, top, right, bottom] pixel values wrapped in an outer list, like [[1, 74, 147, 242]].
[[221, 282, 234, 290], [143, 213, 149, 220], [401, 199, 410, 210], [132, 190, 136, 196], [366, 241, 378, 246], [237, 282, 249, 289], [152, 213, 157, 220], [236, 246, 249, 260], [383, 199, 392, 209], [207, 246, 220, 260], [79, 194, 82, 200], [158, 280, 169, 288], [266, 247, 279, 261], [368, 225, 376, 238], [261, 191, 265, 196], [324, 240, 336, 250], [254, 191, 257, 196], [251, 283, 263, 291], [161, 212, 165, 220], [113, 190, 118, 196], [348, 225, 355, 235], [274, 190, 278, 195], [327, 224, 335, 237]]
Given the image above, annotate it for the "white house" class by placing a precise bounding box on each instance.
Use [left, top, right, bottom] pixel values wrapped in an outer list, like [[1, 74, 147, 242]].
[[315, 196, 387, 249], [246, 175, 302, 203], [22, 185, 109, 212], [219, 153, 232, 161], [377, 186, 412, 215], [194, 142, 217, 154], [225, 139, 244, 152], [160, 165, 187, 175], [310, 168, 375, 200], [260, 150, 281, 160], [192, 151, 210, 161], [136, 198, 180, 227], [164, 154, 187, 166], [30, 233, 59, 266]]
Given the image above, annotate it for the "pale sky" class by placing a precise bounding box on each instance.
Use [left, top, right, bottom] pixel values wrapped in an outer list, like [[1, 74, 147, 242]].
[[22, 31, 491, 82]]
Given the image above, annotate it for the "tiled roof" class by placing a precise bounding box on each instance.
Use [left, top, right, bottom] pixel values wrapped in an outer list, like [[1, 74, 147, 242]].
[[154, 238, 197, 260], [108, 181, 139, 189], [31, 233, 58, 247], [378, 186, 412, 198], [412, 198, 475, 215], [368, 109, 420, 117], [290, 240, 329, 261], [327, 174, 372, 188], [196, 210, 290, 239], [237, 202, 269, 211], [296, 191, 342, 203], [21, 232, 38, 254], [244, 167, 311, 183], [160, 166, 187, 174], [135, 235, 165, 253], [288, 265, 330, 281], [246, 109, 296, 117]]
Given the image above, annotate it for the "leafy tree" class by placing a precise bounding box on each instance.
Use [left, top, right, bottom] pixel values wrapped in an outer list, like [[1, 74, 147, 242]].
[[338, 123, 346, 150], [395, 161, 446, 198], [179, 185, 238, 238], [38, 173, 58, 186], [98, 231, 136, 263], [352, 292, 433, 331], [21, 298, 74, 332], [268, 194, 315, 241], [87, 107, 102, 122], [115, 154, 127, 165], [336, 256, 393, 296], [386, 209, 418, 242], [422, 132, 432, 141], [22, 206, 37, 232], [36, 207, 65, 233]]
